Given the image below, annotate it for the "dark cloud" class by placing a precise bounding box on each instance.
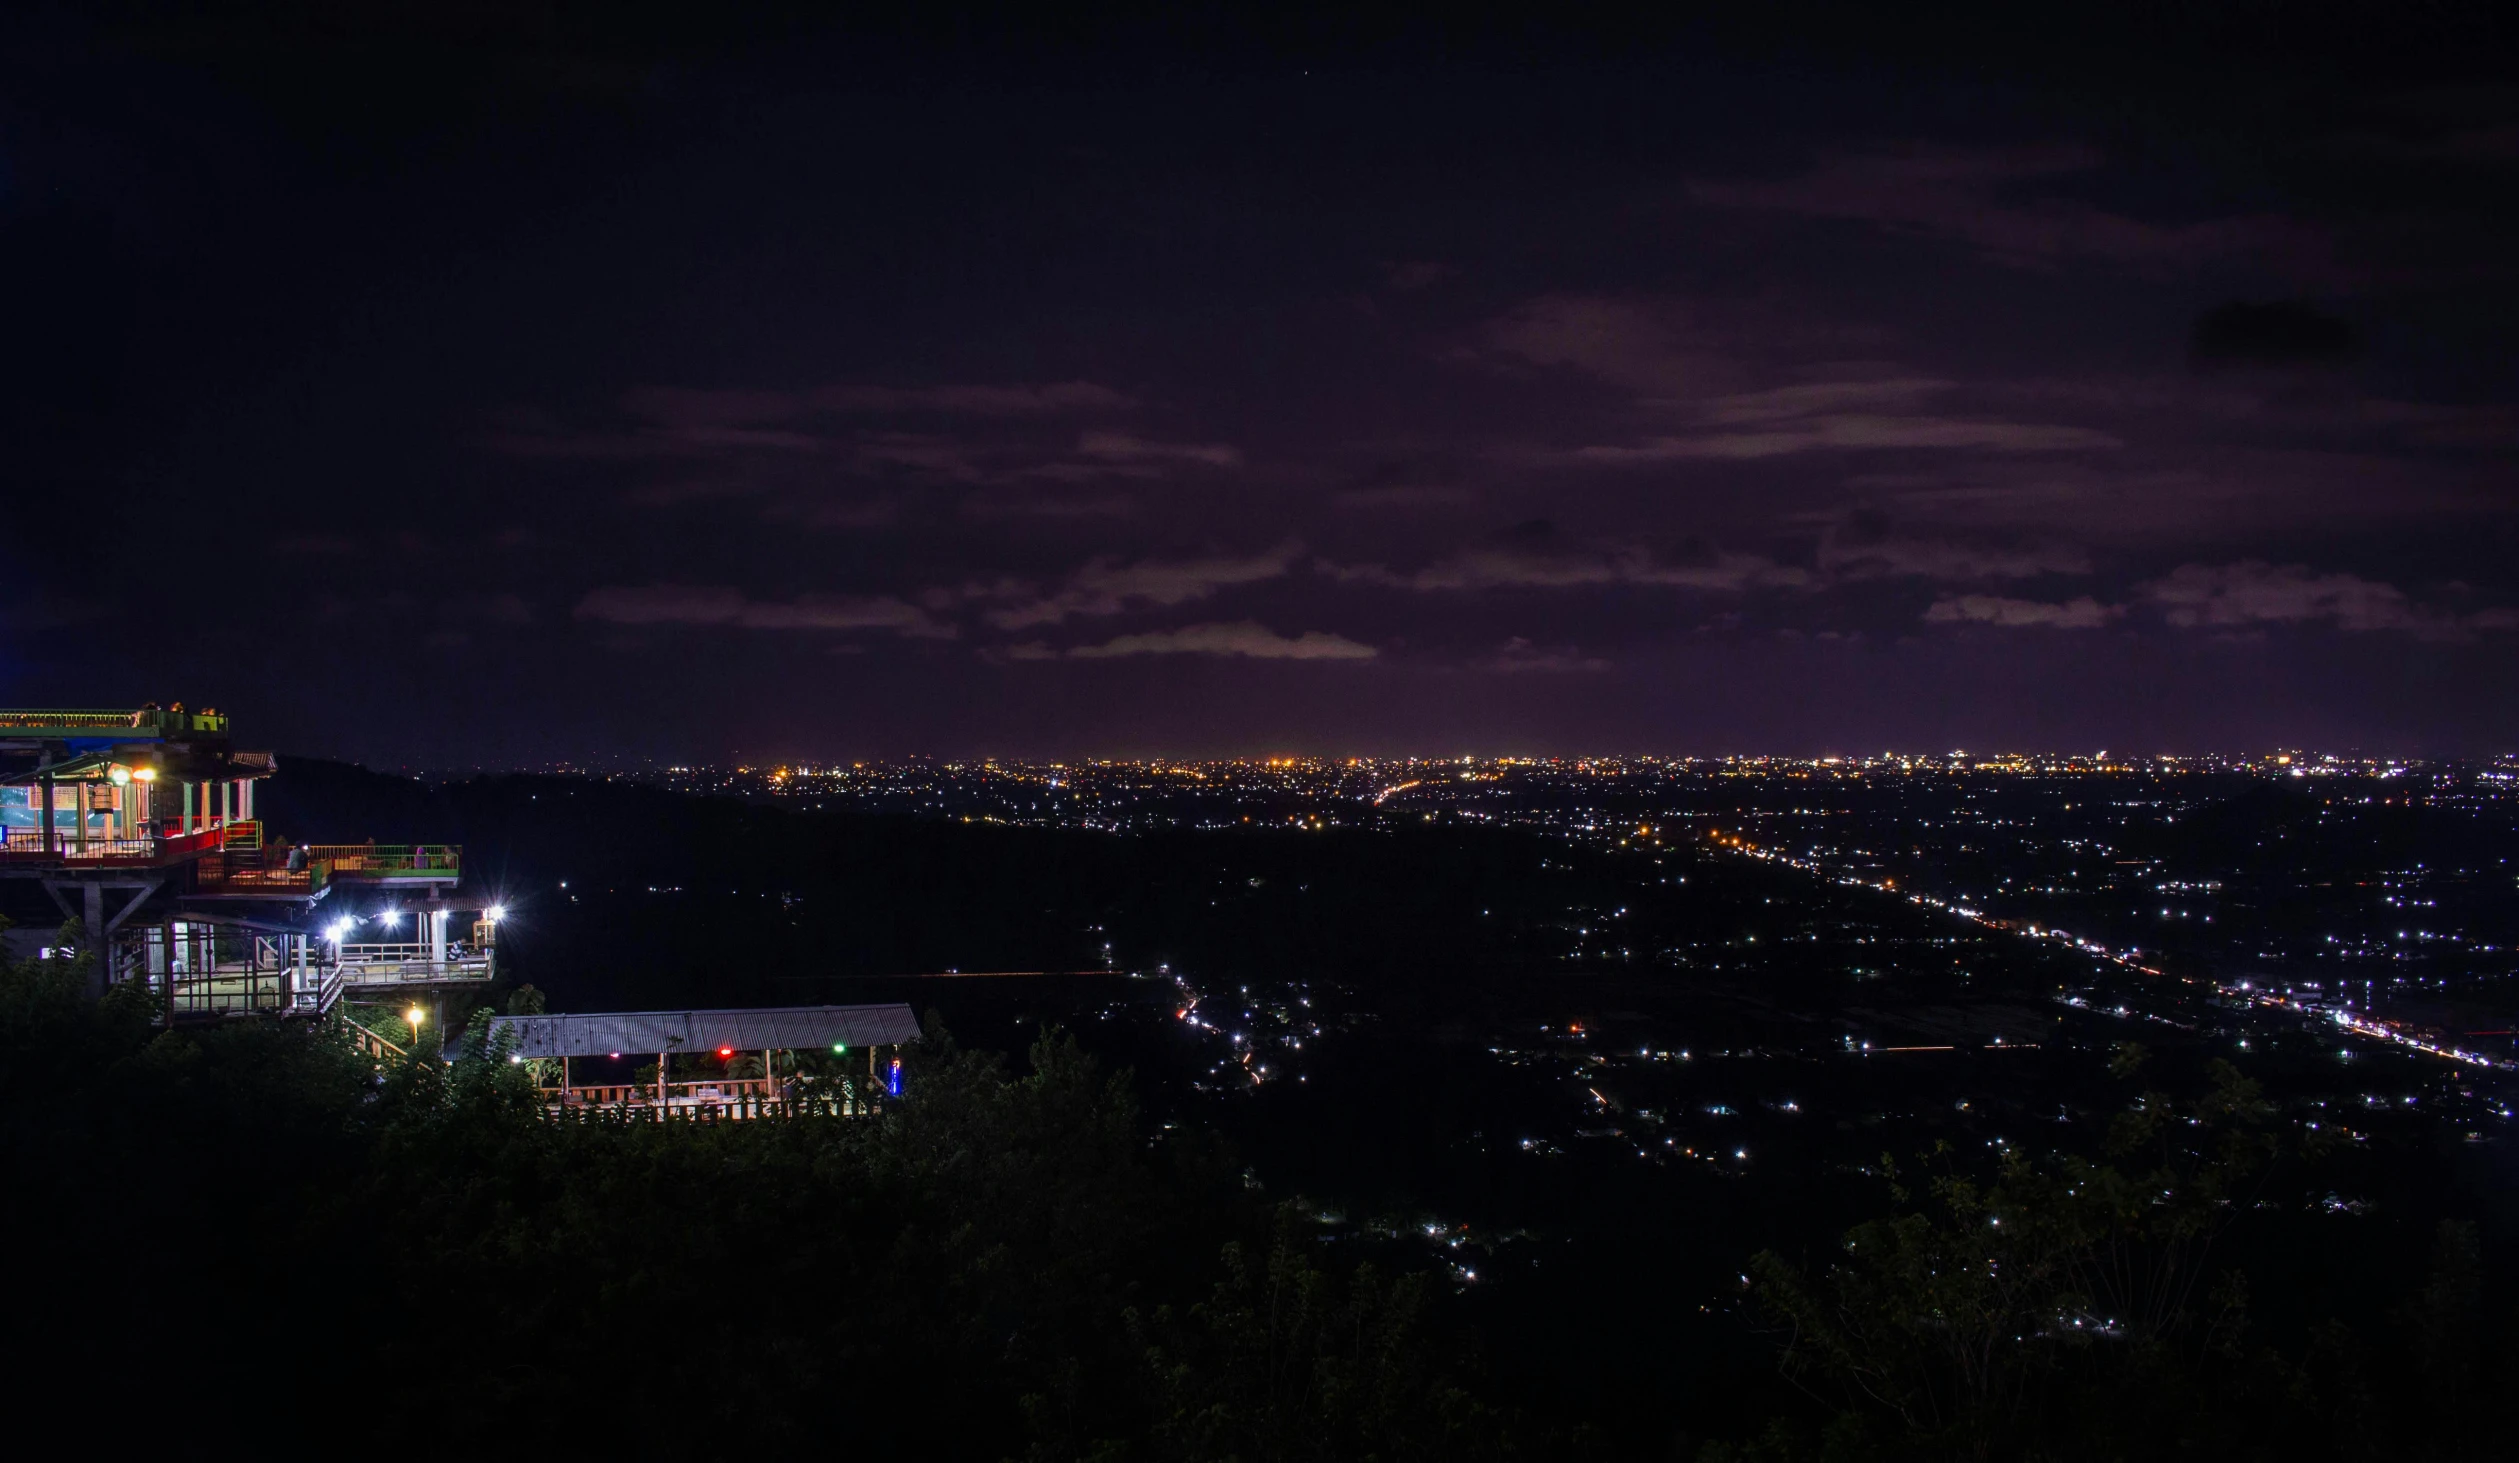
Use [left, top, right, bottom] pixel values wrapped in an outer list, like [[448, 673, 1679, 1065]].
[[1489, 637, 1611, 673], [2139, 562, 2516, 639], [1689, 144, 2337, 279], [1062, 621, 1377, 661], [1923, 595, 2118, 630], [2188, 302, 2364, 367], [1817, 514, 2090, 581], [1327, 521, 1808, 595], [984, 544, 1302, 629], [574, 586, 954, 639]]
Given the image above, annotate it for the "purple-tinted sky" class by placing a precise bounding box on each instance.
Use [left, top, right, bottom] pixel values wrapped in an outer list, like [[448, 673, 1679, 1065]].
[[8, 7, 2518, 763]]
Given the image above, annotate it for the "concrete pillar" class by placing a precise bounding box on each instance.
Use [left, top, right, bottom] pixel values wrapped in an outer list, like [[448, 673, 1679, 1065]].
[[81, 884, 106, 999], [428, 909, 447, 972]]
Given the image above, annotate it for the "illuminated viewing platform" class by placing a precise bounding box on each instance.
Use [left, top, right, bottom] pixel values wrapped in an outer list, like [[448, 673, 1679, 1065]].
[[1, 702, 482, 1013], [327, 902, 502, 989], [191, 842, 464, 898], [311, 844, 462, 885]]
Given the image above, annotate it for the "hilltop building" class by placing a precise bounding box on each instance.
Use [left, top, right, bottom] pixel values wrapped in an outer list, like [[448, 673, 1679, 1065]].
[[0, 706, 495, 1021]]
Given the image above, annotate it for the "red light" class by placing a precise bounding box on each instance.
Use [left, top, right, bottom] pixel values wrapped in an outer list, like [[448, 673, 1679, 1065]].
[[717, 1047, 731, 1057]]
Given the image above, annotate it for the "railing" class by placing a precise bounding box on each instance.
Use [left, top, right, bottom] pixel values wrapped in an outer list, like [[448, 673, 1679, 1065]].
[[538, 1078, 879, 1121], [341, 1013, 407, 1060], [193, 849, 317, 893], [223, 819, 262, 852], [0, 820, 226, 865], [154, 822, 230, 853], [132, 927, 338, 1020], [339, 942, 445, 961], [24, 836, 158, 859], [311, 962, 344, 1016], [306, 844, 462, 880], [335, 943, 494, 985], [0, 707, 226, 737], [160, 967, 337, 1019]]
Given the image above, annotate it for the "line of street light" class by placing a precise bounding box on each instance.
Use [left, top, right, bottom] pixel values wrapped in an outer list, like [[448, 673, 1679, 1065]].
[[1700, 830, 2516, 1072]]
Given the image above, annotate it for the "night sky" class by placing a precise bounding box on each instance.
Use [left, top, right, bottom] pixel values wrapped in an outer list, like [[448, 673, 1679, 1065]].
[[9, 6, 2518, 765]]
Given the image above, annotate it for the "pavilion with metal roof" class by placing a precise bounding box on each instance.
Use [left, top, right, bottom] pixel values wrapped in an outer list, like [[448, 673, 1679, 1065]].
[[490, 1003, 923, 1118]]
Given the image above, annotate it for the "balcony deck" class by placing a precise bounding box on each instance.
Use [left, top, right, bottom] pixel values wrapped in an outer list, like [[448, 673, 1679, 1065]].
[[336, 941, 494, 988], [309, 845, 460, 884], [189, 840, 467, 898], [0, 822, 231, 871]]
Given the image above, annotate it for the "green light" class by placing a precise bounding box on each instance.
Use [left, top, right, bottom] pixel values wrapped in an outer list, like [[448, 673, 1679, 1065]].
[[833, 1043, 846, 1053]]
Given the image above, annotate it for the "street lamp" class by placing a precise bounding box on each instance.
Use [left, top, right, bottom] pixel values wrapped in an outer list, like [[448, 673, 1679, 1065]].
[[405, 1006, 425, 1040]]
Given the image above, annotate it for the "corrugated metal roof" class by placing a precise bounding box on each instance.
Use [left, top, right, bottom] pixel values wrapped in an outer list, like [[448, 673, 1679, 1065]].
[[489, 1004, 922, 1058]]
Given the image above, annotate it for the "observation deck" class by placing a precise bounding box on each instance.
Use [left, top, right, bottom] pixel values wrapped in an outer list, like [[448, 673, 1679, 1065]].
[[2, 702, 487, 1009], [189, 842, 464, 899], [334, 934, 495, 989]]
